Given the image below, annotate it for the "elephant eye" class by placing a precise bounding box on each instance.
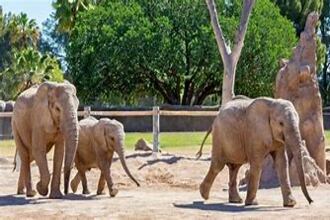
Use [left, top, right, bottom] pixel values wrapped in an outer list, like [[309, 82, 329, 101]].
[[111, 137, 115, 141], [279, 121, 284, 126], [55, 106, 61, 112]]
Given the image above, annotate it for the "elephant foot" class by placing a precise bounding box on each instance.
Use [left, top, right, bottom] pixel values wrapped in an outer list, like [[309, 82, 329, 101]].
[[199, 182, 210, 200], [97, 190, 105, 195], [70, 181, 78, 193], [49, 190, 63, 199], [229, 196, 243, 203], [17, 189, 25, 195], [110, 188, 118, 197], [245, 198, 258, 206], [283, 195, 297, 208], [26, 189, 37, 197], [82, 189, 91, 195], [36, 182, 49, 196]]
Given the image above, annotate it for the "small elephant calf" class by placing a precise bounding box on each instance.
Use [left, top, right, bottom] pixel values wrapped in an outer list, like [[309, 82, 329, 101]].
[[70, 117, 140, 196]]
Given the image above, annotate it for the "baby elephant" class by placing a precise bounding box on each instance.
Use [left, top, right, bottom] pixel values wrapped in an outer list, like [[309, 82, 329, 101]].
[[70, 117, 140, 196], [198, 97, 313, 207]]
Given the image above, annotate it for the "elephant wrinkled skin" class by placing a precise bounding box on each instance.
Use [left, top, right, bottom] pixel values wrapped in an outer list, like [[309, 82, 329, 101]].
[[198, 97, 313, 207], [70, 117, 140, 197], [12, 81, 79, 198]]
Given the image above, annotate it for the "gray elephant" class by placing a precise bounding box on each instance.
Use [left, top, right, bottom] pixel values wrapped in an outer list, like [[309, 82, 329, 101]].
[[0, 100, 5, 111], [70, 117, 140, 197], [197, 97, 312, 207], [12, 81, 79, 198]]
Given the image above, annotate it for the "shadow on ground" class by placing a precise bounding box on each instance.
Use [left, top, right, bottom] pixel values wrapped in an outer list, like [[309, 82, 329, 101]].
[[137, 153, 210, 170], [0, 193, 99, 206], [173, 201, 289, 213]]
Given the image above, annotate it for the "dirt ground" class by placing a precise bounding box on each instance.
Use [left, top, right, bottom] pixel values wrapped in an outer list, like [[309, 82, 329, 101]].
[[1, 151, 330, 219]]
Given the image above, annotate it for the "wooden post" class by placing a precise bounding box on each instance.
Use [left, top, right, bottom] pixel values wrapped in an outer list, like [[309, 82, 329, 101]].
[[152, 106, 160, 154], [84, 106, 91, 118]]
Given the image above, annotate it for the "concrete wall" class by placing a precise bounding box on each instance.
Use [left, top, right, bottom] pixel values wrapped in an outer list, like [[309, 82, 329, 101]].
[[0, 101, 14, 140], [1, 105, 330, 140]]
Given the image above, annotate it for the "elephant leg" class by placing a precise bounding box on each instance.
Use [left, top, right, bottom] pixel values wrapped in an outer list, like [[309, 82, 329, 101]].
[[227, 163, 242, 203], [17, 165, 25, 195], [18, 151, 35, 197], [274, 149, 296, 207], [70, 172, 81, 193], [13, 127, 35, 197], [245, 161, 262, 206], [32, 137, 50, 196], [97, 173, 106, 195], [13, 125, 36, 197], [200, 159, 225, 200], [49, 139, 64, 199], [77, 167, 90, 195], [99, 159, 118, 197]]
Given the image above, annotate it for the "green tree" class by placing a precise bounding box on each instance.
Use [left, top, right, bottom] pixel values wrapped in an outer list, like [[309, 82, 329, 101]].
[[52, 0, 99, 34], [39, 14, 68, 67], [67, 0, 297, 105], [272, 0, 323, 34], [0, 47, 64, 100], [9, 13, 40, 49], [0, 9, 64, 100], [320, 0, 330, 105]]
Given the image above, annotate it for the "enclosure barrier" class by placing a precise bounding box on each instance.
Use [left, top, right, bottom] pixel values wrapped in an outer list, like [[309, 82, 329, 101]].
[[0, 107, 219, 153]]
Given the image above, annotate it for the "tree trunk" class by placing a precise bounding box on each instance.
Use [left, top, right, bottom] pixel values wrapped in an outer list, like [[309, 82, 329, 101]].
[[206, 0, 255, 105]]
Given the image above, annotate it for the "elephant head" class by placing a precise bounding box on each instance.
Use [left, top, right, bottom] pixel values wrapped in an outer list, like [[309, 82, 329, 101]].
[[36, 81, 79, 194], [248, 98, 313, 204], [93, 118, 140, 186]]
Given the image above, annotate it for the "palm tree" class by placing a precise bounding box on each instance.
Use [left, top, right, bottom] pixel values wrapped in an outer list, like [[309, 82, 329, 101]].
[[0, 47, 63, 100], [8, 13, 40, 49], [53, 0, 98, 34]]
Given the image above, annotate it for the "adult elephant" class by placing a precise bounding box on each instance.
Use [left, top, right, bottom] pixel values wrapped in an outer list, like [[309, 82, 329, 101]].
[[198, 97, 313, 207], [12, 81, 79, 198]]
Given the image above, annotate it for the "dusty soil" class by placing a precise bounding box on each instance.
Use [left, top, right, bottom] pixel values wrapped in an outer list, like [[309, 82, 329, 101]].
[[1, 151, 330, 219]]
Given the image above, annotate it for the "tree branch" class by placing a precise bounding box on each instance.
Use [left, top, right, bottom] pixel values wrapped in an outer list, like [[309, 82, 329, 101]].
[[205, 0, 231, 66], [231, 0, 255, 64]]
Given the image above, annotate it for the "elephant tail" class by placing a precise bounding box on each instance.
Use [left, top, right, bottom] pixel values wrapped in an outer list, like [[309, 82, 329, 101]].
[[12, 149, 20, 172], [196, 126, 212, 160]]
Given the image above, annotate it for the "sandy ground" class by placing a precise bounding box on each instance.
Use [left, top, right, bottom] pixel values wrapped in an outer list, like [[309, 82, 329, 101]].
[[1, 151, 330, 219]]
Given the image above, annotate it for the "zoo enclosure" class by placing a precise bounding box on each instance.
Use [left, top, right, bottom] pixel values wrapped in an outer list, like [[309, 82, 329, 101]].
[[2, 107, 330, 152], [0, 107, 220, 152]]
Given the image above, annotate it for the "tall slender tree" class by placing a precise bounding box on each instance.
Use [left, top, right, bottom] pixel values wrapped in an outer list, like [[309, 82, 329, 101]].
[[205, 0, 255, 104]]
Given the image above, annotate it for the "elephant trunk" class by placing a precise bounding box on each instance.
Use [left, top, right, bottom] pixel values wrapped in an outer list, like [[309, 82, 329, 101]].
[[115, 142, 140, 187], [286, 126, 313, 204], [62, 105, 79, 194]]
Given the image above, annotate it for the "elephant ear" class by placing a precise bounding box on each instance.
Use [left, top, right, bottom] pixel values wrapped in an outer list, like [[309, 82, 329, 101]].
[[34, 82, 57, 132], [247, 99, 274, 147], [92, 121, 108, 152]]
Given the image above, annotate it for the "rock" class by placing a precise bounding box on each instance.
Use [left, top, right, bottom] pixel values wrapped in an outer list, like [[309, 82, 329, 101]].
[[256, 12, 326, 187], [135, 138, 153, 151]]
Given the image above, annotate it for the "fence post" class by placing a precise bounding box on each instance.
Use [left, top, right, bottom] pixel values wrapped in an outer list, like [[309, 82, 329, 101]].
[[152, 106, 160, 154], [84, 106, 91, 118]]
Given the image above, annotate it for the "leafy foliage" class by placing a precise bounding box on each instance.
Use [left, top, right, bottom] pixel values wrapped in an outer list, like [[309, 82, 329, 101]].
[[271, 0, 323, 35], [319, 0, 330, 106], [0, 47, 63, 100], [0, 8, 64, 100], [67, 0, 297, 105]]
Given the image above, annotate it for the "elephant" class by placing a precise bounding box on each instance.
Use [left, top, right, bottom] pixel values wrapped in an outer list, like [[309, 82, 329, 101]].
[[12, 81, 79, 198], [0, 100, 5, 111], [70, 117, 140, 197], [197, 97, 313, 207]]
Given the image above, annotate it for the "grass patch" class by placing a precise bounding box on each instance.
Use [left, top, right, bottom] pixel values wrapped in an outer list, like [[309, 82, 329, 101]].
[[125, 132, 211, 152], [0, 132, 211, 156], [1, 130, 330, 156]]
